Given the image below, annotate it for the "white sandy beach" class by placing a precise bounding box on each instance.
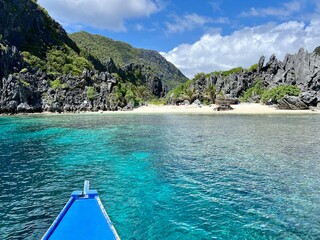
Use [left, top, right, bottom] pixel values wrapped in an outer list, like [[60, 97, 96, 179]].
[[4, 103, 319, 116], [130, 103, 320, 114]]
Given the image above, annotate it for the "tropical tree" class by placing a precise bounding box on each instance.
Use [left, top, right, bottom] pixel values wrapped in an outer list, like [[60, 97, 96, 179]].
[[205, 85, 216, 104]]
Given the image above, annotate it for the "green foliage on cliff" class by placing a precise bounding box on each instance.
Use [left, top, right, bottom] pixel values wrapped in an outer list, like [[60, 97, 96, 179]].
[[87, 86, 96, 101], [1, 0, 94, 76], [19, 79, 30, 87], [115, 80, 152, 107], [0, 0, 79, 58], [207, 67, 243, 77], [21, 51, 44, 69], [22, 46, 93, 76], [261, 85, 300, 103], [315, 46, 320, 55], [221, 67, 243, 76], [240, 80, 265, 102], [50, 79, 66, 91], [46, 47, 93, 76], [70, 32, 135, 67], [194, 72, 206, 80], [69, 31, 188, 88], [247, 63, 258, 72], [167, 80, 194, 98], [205, 85, 217, 104]]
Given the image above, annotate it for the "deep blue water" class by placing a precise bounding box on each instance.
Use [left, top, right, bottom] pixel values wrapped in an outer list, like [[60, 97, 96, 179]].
[[1, 113, 320, 239]]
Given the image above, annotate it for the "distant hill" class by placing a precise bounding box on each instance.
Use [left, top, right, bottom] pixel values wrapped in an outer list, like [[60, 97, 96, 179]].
[[70, 31, 188, 88], [315, 46, 320, 55]]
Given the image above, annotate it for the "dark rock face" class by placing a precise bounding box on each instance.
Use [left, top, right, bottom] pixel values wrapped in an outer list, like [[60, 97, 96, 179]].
[[0, 41, 25, 79], [0, 0, 79, 57], [119, 63, 166, 97], [0, 68, 120, 113]]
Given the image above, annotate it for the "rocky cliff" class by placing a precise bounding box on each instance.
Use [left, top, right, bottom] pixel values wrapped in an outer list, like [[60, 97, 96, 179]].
[[0, 41, 165, 114], [0, 0, 173, 113], [0, 0, 79, 57], [169, 48, 320, 109]]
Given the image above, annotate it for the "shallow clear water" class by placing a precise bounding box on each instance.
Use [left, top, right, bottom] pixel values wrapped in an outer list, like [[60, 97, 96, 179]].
[[1, 113, 320, 239]]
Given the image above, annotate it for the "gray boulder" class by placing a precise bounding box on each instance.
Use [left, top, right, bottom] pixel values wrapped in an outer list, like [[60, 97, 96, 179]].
[[277, 96, 309, 110], [17, 102, 32, 113], [192, 99, 201, 106], [182, 100, 190, 105], [299, 91, 318, 106]]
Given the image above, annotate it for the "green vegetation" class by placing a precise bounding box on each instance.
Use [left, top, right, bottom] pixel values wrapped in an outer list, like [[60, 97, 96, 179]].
[[19, 79, 30, 87], [45, 46, 93, 76], [247, 63, 258, 72], [206, 67, 243, 77], [221, 67, 243, 76], [50, 79, 66, 91], [167, 80, 194, 99], [204, 85, 217, 104], [70, 32, 137, 67], [1, 0, 90, 76], [315, 46, 320, 55], [148, 98, 167, 105], [22, 46, 93, 76], [240, 80, 265, 102], [193, 72, 206, 81], [69, 31, 188, 87], [261, 85, 300, 103], [87, 86, 96, 101], [19, 68, 28, 74], [21, 51, 44, 69], [1, 0, 79, 58], [115, 81, 153, 107]]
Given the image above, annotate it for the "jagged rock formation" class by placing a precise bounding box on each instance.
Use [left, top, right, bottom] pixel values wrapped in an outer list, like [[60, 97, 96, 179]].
[[118, 62, 165, 97], [178, 48, 320, 109], [0, 0, 170, 113], [0, 40, 166, 113], [0, 41, 25, 78]]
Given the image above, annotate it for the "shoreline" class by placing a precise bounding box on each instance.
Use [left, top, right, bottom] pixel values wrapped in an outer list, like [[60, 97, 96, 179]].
[[1, 103, 319, 116], [131, 103, 320, 115]]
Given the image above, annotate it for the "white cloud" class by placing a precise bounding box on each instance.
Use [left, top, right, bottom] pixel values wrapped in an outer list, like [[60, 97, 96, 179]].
[[240, 1, 302, 18], [209, 0, 222, 12], [135, 24, 144, 31], [165, 13, 212, 33], [38, 0, 162, 31], [161, 20, 320, 78]]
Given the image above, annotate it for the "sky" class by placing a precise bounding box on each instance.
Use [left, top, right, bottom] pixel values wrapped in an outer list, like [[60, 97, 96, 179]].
[[38, 0, 320, 78]]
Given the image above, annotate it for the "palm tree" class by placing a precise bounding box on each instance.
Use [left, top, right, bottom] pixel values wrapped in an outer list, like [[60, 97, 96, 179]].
[[184, 88, 196, 103], [136, 85, 151, 102], [205, 85, 216, 104]]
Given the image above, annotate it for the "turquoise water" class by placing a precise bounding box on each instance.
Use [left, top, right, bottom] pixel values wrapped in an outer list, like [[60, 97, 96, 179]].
[[1, 113, 320, 239]]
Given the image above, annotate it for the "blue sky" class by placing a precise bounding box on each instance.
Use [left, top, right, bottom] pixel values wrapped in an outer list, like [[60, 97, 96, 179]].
[[38, 0, 320, 78]]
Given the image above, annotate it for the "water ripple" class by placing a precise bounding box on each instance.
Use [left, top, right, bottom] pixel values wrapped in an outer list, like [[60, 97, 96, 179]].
[[1, 114, 320, 239]]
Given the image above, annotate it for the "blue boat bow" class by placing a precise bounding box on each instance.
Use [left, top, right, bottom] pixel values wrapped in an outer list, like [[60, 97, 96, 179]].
[[42, 180, 120, 240]]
